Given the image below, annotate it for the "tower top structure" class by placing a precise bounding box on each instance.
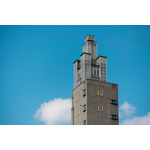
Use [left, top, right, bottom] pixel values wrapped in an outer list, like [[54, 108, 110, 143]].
[[73, 35, 107, 89]]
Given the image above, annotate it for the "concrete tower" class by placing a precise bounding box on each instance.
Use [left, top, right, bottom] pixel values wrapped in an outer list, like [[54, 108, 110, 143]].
[[71, 35, 119, 125]]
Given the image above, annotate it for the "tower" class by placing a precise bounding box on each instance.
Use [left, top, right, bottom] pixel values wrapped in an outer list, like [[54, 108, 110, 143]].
[[71, 35, 119, 125]]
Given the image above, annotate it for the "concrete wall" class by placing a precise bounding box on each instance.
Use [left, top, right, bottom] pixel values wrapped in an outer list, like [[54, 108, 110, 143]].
[[72, 80, 87, 125], [83, 41, 97, 60], [73, 61, 78, 89], [81, 53, 91, 82]]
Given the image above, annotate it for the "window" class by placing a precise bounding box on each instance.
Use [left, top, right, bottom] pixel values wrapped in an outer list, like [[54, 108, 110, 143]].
[[83, 105, 86, 112], [97, 90, 99, 95], [111, 99, 117, 105], [91, 67, 99, 78], [100, 106, 103, 111], [94, 69, 96, 76], [97, 70, 99, 77], [83, 89, 86, 97], [76, 110, 80, 117], [97, 105, 99, 112], [111, 114, 118, 120], [83, 120, 86, 125], [101, 91, 103, 96], [75, 94, 80, 102]]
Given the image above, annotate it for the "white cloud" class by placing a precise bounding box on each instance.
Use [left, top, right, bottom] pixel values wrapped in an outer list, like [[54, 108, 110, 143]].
[[119, 101, 136, 118], [34, 98, 71, 125], [121, 112, 150, 125], [120, 101, 150, 125]]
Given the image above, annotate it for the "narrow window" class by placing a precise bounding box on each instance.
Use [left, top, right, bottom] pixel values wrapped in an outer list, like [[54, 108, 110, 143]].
[[101, 91, 103, 96], [83, 105, 86, 112], [91, 68, 93, 76], [83, 120, 86, 125], [97, 90, 99, 95], [97, 69, 99, 77], [83, 89, 86, 97], [97, 105, 99, 112], [94, 69, 96, 76], [100, 106, 103, 111]]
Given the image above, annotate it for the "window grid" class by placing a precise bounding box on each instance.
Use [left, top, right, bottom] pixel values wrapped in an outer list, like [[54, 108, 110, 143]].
[[111, 99, 117, 105], [111, 114, 118, 120]]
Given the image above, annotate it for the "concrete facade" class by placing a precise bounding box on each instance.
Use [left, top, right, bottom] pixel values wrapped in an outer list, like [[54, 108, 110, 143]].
[[72, 35, 118, 125]]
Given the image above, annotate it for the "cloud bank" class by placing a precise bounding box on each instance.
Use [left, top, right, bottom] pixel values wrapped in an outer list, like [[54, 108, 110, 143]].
[[121, 112, 150, 125], [120, 101, 150, 125], [34, 98, 71, 125]]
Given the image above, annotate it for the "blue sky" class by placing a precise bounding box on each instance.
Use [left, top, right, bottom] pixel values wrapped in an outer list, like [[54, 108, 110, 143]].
[[0, 25, 150, 125]]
